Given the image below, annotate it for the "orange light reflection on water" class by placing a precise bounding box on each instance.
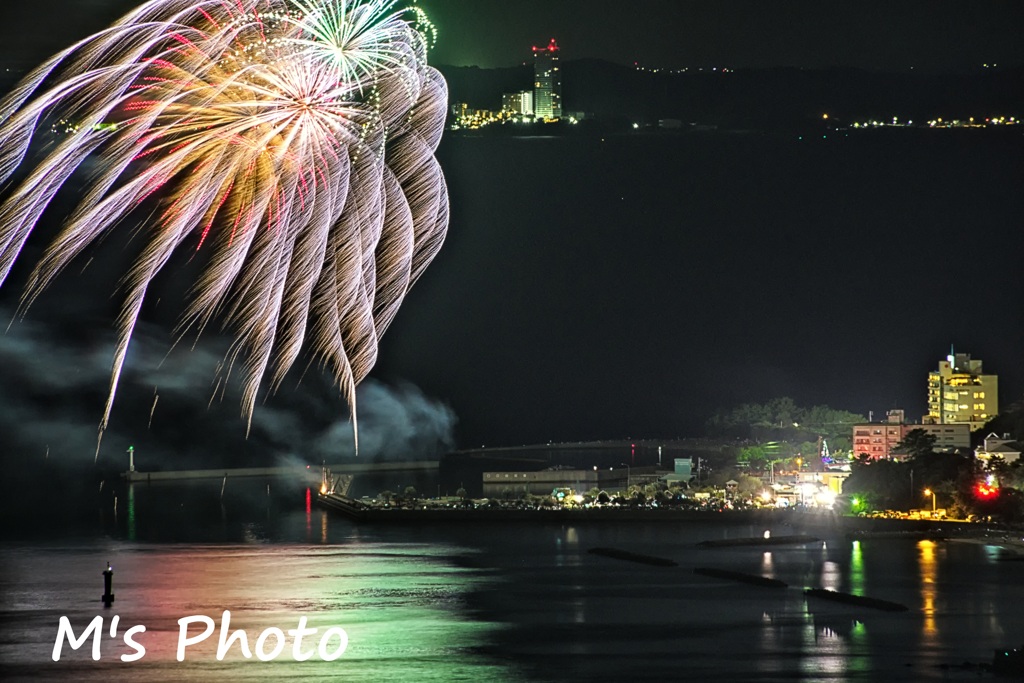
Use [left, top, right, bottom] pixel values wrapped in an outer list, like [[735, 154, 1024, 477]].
[[918, 539, 938, 641]]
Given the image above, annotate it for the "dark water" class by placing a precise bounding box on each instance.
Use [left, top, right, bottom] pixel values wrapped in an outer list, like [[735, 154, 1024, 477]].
[[3, 481, 1024, 682], [386, 129, 1024, 446]]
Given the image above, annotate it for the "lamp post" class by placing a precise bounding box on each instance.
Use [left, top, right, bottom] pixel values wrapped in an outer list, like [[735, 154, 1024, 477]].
[[923, 488, 936, 513], [619, 463, 631, 490]]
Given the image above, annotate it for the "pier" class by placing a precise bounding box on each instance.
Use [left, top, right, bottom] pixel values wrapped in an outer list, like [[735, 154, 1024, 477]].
[[122, 460, 438, 484]]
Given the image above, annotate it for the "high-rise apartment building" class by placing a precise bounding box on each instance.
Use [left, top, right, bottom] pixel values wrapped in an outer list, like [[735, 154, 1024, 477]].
[[501, 91, 534, 117], [925, 348, 998, 430], [532, 39, 562, 121]]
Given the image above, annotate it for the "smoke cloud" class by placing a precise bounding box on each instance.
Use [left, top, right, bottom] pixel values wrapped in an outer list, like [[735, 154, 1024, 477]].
[[0, 309, 457, 470]]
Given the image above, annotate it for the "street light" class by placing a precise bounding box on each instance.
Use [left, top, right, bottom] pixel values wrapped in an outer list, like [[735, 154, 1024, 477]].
[[923, 488, 936, 513], [619, 463, 631, 490]]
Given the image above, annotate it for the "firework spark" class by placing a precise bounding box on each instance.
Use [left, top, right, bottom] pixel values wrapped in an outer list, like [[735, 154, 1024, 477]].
[[0, 0, 449, 457]]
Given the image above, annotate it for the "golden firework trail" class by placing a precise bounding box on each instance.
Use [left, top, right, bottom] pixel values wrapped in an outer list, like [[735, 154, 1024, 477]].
[[0, 0, 449, 458]]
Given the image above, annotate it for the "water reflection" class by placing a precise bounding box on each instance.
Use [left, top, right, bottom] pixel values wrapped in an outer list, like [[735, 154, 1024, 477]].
[[127, 484, 136, 542], [800, 612, 849, 679], [2, 543, 511, 681], [849, 540, 864, 595], [848, 619, 869, 676], [758, 541, 902, 680], [918, 540, 938, 641], [759, 609, 783, 677], [820, 560, 841, 591], [305, 488, 312, 542], [762, 550, 773, 577], [17, 480, 1024, 682]]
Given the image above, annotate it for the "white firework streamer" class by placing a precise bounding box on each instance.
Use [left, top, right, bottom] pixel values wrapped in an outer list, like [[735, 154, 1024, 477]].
[[0, 0, 449, 458]]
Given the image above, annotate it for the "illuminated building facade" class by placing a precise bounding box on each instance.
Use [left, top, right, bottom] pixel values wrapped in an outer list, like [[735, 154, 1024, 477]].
[[976, 433, 1021, 466], [925, 348, 998, 430], [501, 91, 534, 117], [532, 39, 562, 121], [852, 409, 971, 459], [482, 468, 632, 497]]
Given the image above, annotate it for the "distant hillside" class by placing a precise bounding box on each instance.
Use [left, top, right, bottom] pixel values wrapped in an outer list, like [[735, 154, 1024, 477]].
[[437, 60, 1024, 129], [2, 60, 1019, 133], [436, 64, 532, 113]]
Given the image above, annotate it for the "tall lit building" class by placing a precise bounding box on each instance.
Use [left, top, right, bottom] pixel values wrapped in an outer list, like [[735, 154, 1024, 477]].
[[925, 348, 998, 430], [501, 91, 534, 117], [532, 39, 562, 121]]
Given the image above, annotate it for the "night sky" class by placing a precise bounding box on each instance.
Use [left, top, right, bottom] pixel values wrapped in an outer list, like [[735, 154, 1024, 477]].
[[422, 0, 1024, 72], [0, 1, 1022, 465], [3, 1, 1024, 71]]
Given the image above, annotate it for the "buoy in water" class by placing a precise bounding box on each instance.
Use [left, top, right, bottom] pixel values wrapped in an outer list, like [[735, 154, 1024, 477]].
[[101, 562, 115, 607]]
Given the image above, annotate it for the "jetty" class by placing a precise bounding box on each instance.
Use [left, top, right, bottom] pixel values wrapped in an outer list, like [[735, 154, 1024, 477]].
[[804, 588, 909, 612], [316, 495, 783, 523], [694, 567, 788, 588], [122, 460, 438, 484], [588, 547, 678, 567]]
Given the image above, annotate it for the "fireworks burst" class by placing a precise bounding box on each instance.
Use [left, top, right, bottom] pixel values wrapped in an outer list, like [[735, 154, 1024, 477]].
[[0, 0, 449, 457]]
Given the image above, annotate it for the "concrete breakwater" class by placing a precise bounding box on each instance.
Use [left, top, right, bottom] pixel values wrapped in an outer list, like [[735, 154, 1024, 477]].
[[317, 495, 785, 523]]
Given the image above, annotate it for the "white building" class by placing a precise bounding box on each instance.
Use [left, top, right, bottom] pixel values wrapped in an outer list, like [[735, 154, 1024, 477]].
[[976, 433, 1021, 466], [501, 91, 534, 117]]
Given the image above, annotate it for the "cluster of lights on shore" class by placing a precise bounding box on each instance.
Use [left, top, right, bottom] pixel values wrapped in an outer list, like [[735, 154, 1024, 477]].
[[634, 64, 734, 74], [824, 113, 1019, 129], [448, 109, 579, 131]]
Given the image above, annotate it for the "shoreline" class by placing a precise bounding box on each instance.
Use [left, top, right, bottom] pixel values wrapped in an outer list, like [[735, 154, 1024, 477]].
[[317, 494, 1022, 539]]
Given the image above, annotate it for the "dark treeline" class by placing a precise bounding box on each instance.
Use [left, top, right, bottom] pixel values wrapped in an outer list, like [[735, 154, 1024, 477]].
[[704, 397, 864, 444]]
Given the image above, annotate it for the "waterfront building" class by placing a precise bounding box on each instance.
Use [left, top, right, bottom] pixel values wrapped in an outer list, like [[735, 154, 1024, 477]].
[[532, 39, 562, 121], [501, 91, 534, 117], [852, 409, 970, 459], [661, 458, 693, 487], [482, 466, 667, 498], [852, 410, 904, 459], [925, 348, 998, 430], [976, 433, 1021, 466]]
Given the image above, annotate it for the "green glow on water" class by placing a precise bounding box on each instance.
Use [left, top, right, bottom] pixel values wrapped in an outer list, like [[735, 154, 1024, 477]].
[[849, 540, 864, 595], [127, 484, 136, 542], [0, 542, 518, 681]]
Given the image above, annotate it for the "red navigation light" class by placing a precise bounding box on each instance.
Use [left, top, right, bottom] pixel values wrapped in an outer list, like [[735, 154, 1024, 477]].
[[976, 483, 999, 499]]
